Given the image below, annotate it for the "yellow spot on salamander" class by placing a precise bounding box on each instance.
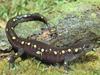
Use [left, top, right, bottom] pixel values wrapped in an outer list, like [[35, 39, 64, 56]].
[[36, 51, 41, 55], [24, 15, 27, 17], [62, 50, 65, 54], [68, 49, 71, 52], [21, 41, 25, 44], [33, 45, 37, 48], [27, 42, 31, 45], [64, 61, 67, 65], [49, 49, 52, 51], [41, 48, 44, 52], [13, 19, 16, 21], [15, 53, 18, 56], [12, 36, 16, 40], [54, 51, 57, 55], [75, 48, 79, 53]]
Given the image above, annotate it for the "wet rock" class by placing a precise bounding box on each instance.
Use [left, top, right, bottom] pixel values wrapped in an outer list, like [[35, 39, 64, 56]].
[[52, 10, 100, 47]]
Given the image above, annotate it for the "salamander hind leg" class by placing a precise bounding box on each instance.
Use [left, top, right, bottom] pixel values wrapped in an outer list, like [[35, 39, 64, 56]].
[[63, 59, 73, 71], [63, 54, 76, 71], [17, 48, 28, 60]]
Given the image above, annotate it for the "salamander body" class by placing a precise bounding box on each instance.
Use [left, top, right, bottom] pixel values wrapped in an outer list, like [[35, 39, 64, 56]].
[[5, 13, 94, 67]]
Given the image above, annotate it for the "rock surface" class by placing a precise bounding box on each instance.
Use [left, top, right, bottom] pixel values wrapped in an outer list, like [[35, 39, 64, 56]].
[[53, 10, 100, 47]]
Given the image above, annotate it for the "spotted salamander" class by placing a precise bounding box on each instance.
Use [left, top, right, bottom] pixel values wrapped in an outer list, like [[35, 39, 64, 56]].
[[5, 13, 95, 68]]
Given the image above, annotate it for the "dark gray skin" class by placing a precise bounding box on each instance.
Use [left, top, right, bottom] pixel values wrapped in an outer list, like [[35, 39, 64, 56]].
[[5, 13, 95, 69]]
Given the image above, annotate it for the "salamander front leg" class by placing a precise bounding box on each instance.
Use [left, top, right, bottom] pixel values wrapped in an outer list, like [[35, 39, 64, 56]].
[[7, 48, 25, 69], [7, 54, 15, 68]]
